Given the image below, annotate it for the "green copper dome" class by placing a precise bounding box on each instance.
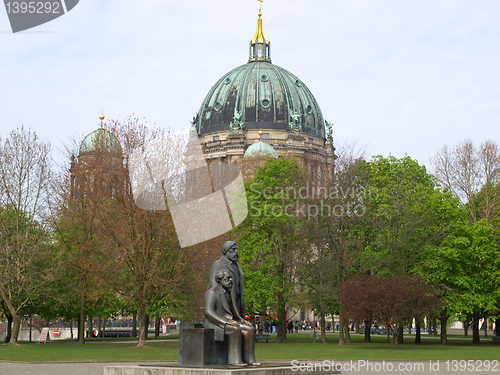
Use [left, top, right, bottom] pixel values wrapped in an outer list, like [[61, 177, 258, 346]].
[[244, 140, 278, 160], [194, 61, 325, 138], [79, 127, 122, 156]]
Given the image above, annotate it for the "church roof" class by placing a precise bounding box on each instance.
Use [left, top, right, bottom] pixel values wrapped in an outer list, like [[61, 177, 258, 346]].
[[244, 140, 278, 160]]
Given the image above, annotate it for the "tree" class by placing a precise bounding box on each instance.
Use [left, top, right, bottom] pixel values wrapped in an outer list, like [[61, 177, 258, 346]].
[[52, 126, 124, 344], [340, 274, 441, 347], [234, 157, 306, 342], [423, 219, 499, 344], [298, 145, 367, 344], [360, 155, 459, 344], [0, 126, 53, 345], [432, 139, 500, 224], [100, 118, 201, 347], [362, 156, 454, 275], [432, 140, 500, 340]]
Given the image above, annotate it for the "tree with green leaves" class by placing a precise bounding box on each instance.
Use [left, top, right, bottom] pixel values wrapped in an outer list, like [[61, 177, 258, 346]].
[[234, 157, 306, 342], [432, 139, 500, 340], [423, 218, 499, 344], [361, 155, 460, 344], [0, 127, 54, 345]]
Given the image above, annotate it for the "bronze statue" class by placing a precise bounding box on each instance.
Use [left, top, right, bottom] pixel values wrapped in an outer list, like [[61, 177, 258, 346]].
[[210, 241, 246, 317], [204, 269, 259, 366]]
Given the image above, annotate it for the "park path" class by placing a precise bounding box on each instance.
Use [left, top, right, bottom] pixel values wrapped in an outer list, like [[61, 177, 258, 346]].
[[1, 361, 499, 375]]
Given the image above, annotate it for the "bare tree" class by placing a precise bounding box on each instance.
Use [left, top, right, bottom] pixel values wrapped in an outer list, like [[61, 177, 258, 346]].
[[0, 126, 53, 345], [101, 118, 200, 347], [432, 139, 500, 223]]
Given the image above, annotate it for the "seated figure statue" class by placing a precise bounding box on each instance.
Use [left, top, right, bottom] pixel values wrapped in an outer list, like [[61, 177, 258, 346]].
[[204, 269, 260, 366]]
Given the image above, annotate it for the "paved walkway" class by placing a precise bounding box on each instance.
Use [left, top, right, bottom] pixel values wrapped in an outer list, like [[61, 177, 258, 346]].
[[1, 361, 499, 375]]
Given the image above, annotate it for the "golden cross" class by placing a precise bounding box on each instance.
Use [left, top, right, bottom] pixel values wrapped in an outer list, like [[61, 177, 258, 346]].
[[258, 0, 263, 16]]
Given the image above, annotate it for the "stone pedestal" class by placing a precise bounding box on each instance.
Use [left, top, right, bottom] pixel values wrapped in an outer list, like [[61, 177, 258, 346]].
[[179, 327, 229, 366], [179, 329, 215, 367], [104, 364, 340, 375]]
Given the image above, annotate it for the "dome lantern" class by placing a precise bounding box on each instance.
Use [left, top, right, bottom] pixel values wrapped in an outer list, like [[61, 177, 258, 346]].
[[249, 0, 271, 62]]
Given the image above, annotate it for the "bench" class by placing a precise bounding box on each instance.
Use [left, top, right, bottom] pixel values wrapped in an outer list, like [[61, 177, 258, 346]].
[[255, 334, 270, 343], [492, 336, 500, 344]]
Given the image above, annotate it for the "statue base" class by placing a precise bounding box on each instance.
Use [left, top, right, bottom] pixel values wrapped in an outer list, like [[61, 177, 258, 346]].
[[103, 363, 340, 375]]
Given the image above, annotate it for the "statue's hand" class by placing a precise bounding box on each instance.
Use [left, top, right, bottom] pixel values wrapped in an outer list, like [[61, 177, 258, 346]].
[[227, 319, 239, 327], [241, 320, 252, 327]]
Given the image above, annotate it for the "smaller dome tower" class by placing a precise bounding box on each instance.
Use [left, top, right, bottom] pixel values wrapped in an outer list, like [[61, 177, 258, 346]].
[[79, 113, 122, 157], [71, 113, 124, 198], [244, 131, 278, 160]]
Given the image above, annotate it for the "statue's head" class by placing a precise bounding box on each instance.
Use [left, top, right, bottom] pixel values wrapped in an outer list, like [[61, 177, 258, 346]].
[[215, 269, 233, 291], [222, 241, 238, 262]]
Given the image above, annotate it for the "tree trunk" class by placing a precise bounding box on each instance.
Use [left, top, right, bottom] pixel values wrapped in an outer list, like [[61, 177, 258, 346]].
[[70, 318, 74, 340], [440, 310, 448, 345], [464, 321, 469, 336], [9, 314, 21, 345], [102, 318, 107, 338], [484, 318, 488, 338], [276, 293, 287, 342], [472, 313, 480, 344], [5, 314, 12, 343], [319, 303, 326, 343], [338, 312, 345, 345], [137, 303, 147, 347], [144, 314, 149, 340], [397, 324, 404, 344], [78, 296, 85, 344], [495, 318, 500, 337], [344, 322, 351, 343], [0, 283, 21, 345], [364, 319, 371, 343], [155, 314, 161, 339], [98, 318, 102, 338], [132, 315, 137, 338], [432, 318, 437, 335], [391, 325, 398, 348], [415, 318, 421, 344]]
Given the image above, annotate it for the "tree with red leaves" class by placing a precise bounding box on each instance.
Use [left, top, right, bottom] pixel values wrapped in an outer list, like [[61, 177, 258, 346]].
[[341, 274, 442, 346]]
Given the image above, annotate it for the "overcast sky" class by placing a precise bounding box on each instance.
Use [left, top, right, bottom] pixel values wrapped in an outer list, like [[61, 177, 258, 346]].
[[1, 0, 499, 171]]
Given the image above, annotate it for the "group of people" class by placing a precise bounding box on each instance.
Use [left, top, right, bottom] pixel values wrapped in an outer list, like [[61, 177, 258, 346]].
[[255, 320, 324, 334], [256, 320, 277, 334]]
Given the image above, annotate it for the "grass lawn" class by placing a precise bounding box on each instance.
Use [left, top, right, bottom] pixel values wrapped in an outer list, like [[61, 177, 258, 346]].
[[0, 332, 498, 363]]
